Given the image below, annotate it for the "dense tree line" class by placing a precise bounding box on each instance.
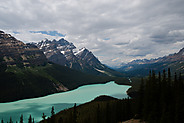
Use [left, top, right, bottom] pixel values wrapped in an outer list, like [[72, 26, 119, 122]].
[[40, 98, 133, 123], [135, 69, 184, 123], [1, 106, 55, 123], [1, 114, 35, 123]]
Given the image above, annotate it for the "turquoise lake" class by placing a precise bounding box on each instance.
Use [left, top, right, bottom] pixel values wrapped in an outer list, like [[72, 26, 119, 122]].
[[0, 81, 130, 122]]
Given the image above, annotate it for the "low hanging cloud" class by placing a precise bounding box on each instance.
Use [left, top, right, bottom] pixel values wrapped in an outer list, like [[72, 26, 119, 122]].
[[1, 0, 184, 66]]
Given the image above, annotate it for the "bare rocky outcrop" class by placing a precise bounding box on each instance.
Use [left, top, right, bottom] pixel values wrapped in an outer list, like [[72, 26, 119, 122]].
[[0, 31, 47, 67]]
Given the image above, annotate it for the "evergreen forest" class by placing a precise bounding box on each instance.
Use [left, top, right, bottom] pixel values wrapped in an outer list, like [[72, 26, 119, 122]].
[[1, 68, 184, 123]]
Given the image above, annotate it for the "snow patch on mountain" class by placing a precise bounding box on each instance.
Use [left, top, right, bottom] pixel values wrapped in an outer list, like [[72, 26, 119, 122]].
[[94, 68, 106, 73], [74, 47, 87, 56], [60, 51, 65, 54]]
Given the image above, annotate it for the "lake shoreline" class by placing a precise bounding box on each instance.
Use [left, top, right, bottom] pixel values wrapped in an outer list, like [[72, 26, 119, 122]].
[[1, 80, 131, 104], [0, 81, 131, 122]]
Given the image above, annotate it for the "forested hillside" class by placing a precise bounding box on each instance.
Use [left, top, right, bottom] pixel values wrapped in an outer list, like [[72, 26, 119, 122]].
[[39, 69, 184, 123]]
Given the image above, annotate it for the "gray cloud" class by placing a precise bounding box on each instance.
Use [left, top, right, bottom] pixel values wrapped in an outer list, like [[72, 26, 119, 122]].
[[115, 42, 129, 46], [151, 29, 184, 43], [1, 0, 184, 66]]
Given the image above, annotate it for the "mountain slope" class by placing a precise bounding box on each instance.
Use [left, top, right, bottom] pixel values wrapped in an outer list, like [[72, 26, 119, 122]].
[[0, 63, 118, 103], [117, 48, 184, 76], [0, 30, 128, 103], [0, 31, 47, 67], [36, 39, 124, 77], [40, 96, 132, 123]]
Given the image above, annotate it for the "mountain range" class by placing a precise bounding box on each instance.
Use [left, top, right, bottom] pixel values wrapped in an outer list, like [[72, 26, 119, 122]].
[[35, 38, 123, 76], [117, 47, 184, 76]]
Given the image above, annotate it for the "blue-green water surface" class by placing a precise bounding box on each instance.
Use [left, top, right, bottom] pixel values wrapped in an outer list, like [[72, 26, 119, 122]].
[[0, 81, 130, 122]]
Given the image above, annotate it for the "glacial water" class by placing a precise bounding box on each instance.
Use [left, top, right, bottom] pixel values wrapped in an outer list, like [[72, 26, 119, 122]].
[[0, 81, 130, 122]]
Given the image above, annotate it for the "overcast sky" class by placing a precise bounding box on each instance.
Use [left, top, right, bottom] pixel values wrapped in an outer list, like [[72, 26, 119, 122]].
[[1, 0, 184, 67]]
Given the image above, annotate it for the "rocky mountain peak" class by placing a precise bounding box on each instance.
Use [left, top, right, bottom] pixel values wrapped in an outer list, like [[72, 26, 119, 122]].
[[0, 31, 47, 67], [36, 38, 120, 76], [74, 47, 101, 66], [37, 38, 76, 51], [0, 30, 5, 34], [75, 47, 90, 56], [0, 31, 17, 41], [178, 47, 184, 55]]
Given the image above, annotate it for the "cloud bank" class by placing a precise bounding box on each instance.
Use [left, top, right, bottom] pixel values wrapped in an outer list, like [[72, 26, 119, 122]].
[[1, 0, 184, 66]]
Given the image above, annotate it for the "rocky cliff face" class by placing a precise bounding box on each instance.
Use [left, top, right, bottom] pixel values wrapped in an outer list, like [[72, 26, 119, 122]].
[[36, 39, 122, 76], [0, 31, 47, 67], [75, 47, 102, 67]]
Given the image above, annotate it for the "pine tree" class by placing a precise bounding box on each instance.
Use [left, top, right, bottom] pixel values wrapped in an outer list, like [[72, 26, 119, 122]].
[[158, 71, 161, 98], [152, 70, 156, 82], [168, 68, 171, 85], [116, 100, 122, 122], [20, 115, 23, 123], [51, 106, 55, 116], [58, 117, 63, 123], [151, 70, 157, 101], [162, 69, 166, 83], [0, 56, 7, 73], [73, 103, 77, 123], [158, 71, 161, 84], [106, 102, 110, 123], [137, 78, 144, 118], [50, 106, 56, 123], [161, 69, 167, 102], [176, 72, 184, 123], [178, 73, 183, 90], [42, 113, 46, 121], [179, 73, 182, 82], [149, 70, 152, 81], [9, 117, 13, 123], [28, 115, 32, 123], [96, 104, 100, 123], [126, 97, 132, 120], [142, 70, 153, 120]]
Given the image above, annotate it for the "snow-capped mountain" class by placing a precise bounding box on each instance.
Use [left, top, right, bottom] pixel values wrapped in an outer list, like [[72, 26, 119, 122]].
[[36, 38, 123, 76]]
